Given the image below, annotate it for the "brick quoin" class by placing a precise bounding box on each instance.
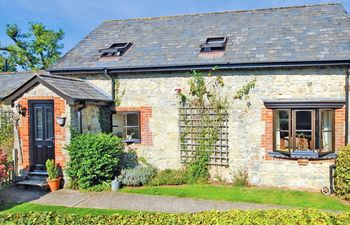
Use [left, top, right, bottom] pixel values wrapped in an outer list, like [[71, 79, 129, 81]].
[[116, 106, 153, 146], [18, 96, 67, 171], [261, 107, 345, 161]]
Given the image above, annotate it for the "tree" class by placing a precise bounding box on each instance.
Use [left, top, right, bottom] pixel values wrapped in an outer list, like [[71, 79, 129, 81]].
[[0, 23, 64, 71], [0, 55, 16, 72]]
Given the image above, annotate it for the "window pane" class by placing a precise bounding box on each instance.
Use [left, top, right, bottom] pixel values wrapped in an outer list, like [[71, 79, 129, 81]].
[[275, 131, 290, 151], [321, 110, 333, 152], [35, 108, 43, 140], [125, 127, 140, 140], [321, 111, 333, 132], [274, 110, 290, 151], [295, 131, 312, 150], [278, 111, 289, 130], [296, 111, 312, 130], [322, 132, 333, 152], [46, 107, 54, 140], [112, 113, 123, 137], [126, 113, 139, 126]]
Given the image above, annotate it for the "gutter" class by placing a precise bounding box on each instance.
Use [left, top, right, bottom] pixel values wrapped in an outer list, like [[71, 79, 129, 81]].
[[104, 68, 116, 134], [346, 65, 350, 145], [49, 60, 350, 74], [104, 68, 115, 100], [77, 102, 86, 134]]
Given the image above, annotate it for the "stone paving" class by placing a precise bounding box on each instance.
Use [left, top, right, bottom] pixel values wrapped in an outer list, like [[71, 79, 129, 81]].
[[1, 186, 289, 213]]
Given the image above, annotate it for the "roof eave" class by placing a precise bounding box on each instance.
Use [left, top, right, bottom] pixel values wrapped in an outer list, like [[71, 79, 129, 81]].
[[48, 60, 350, 74]]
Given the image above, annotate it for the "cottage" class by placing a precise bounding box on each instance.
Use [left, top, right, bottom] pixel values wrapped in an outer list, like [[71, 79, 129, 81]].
[[2, 3, 350, 190]]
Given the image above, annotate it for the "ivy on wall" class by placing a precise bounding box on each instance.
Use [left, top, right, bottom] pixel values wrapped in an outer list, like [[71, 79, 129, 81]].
[[114, 78, 125, 107], [98, 106, 112, 133]]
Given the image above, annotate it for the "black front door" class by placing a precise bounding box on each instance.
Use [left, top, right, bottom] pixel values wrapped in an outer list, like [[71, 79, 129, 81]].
[[30, 101, 55, 169]]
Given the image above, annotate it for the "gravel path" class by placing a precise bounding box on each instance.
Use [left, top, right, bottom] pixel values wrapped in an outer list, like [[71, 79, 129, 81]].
[[29, 188, 289, 213]]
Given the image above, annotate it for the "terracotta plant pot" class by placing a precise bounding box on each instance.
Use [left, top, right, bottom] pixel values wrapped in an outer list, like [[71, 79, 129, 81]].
[[47, 177, 61, 192]]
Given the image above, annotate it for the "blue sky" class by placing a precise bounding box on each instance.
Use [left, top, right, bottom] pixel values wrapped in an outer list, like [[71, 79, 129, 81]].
[[1, 0, 349, 54]]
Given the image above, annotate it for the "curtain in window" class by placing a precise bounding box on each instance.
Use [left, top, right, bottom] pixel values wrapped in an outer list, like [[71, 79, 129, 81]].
[[275, 114, 281, 149], [321, 110, 333, 152]]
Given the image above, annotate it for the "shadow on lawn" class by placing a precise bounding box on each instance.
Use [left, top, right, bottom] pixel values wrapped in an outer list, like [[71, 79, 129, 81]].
[[0, 184, 49, 211]]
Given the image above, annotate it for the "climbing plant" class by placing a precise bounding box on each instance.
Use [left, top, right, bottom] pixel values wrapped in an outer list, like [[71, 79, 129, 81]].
[[0, 113, 14, 156], [178, 68, 255, 182], [114, 78, 125, 107], [98, 106, 112, 133]]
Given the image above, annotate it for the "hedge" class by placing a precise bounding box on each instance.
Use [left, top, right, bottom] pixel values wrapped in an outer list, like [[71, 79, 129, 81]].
[[335, 144, 350, 200], [66, 133, 124, 189], [1, 209, 350, 225]]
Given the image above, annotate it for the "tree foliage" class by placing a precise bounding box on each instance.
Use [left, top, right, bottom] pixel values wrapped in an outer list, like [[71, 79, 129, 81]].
[[0, 55, 16, 72], [0, 23, 64, 71]]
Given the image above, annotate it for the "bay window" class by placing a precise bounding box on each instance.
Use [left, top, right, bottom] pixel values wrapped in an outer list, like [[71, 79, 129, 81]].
[[274, 109, 334, 155]]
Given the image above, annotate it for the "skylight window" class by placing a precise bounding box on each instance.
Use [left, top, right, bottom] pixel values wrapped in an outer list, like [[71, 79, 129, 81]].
[[99, 42, 133, 57], [200, 37, 228, 52]]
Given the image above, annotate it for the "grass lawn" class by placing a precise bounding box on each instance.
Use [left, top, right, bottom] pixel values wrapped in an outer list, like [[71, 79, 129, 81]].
[[0, 202, 144, 216], [121, 184, 350, 211]]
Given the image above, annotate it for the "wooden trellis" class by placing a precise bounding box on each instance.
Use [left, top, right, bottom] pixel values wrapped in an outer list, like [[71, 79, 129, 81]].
[[179, 106, 229, 166], [0, 109, 12, 127]]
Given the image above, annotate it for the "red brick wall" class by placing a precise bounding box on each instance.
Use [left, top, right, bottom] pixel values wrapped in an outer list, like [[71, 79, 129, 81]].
[[261, 108, 273, 160], [335, 107, 346, 149], [116, 106, 153, 146], [17, 96, 67, 171], [261, 107, 346, 160]]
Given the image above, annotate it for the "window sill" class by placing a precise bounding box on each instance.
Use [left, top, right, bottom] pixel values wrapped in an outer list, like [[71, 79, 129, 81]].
[[268, 151, 337, 160], [122, 139, 141, 144]]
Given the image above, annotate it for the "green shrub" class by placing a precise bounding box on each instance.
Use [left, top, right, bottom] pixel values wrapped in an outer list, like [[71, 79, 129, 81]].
[[119, 148, 138, 170], [232, 170, 248, 187], [0, 121, 13, 156], [1, 209, 349, 224], [118, 165, 156, 186], [335, 144, 350, 200], [46, 159, 59, 180], [148, 168, 188, 186], [66, 133, 124, 190], [186, 151, 210, 184], [85, 181, 111, 192]]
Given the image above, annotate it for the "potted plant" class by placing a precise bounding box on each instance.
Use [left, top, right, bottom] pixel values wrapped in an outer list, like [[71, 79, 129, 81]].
[[46, 159, 61, 192]]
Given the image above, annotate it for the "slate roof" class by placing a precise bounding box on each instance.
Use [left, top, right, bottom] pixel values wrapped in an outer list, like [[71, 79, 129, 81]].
[[0, 72, 34, 100], [3, 74, 112, 104], [50, 3, 350, 72], [38, 75, 112, 102]]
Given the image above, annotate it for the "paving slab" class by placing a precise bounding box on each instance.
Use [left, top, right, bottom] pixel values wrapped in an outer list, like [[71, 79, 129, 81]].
[[76, 191, 288, 213], [0, 185, 48, 203], [32, 189, 93, 207]]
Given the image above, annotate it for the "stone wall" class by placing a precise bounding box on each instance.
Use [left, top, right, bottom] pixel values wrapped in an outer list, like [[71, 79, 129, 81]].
[[68, 66, 348, 190], [81, 105, 102, 134]]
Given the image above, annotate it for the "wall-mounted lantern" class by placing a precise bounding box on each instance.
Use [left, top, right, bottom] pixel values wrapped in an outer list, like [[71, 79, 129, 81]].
[[15, 103, 27, 116], [56, 116, 66, 127]]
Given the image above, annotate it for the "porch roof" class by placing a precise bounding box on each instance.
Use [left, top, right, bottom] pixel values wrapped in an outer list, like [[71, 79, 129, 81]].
[[3, 74, 113, 105]]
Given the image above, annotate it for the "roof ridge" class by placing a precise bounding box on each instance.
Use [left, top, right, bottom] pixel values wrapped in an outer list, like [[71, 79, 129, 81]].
[[0, 71, 37, 75], [39, 74, 85, 82], [103, 3, 343, 23]]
